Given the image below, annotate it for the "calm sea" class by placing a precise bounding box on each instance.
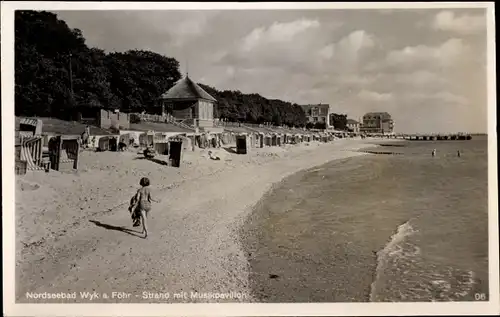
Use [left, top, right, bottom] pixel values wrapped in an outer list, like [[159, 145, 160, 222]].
[[240, 136, 489, 302]]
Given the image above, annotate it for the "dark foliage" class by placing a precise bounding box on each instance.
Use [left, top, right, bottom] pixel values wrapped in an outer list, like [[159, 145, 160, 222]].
[[15, 11, 308, 127], [314, 122, 327, 130], [329, 113, 348, 130], [198, 84, 307, 127], [15, 10, 181, 118], [104, 50, 181, 111], [305, 122, 328, 130]]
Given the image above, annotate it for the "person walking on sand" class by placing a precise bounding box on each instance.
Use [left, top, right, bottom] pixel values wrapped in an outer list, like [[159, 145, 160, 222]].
[[432, 149, 436, 157], [457, 150, 461, 157], [132, 177, 158, 238], [81, 125, 90, 148]]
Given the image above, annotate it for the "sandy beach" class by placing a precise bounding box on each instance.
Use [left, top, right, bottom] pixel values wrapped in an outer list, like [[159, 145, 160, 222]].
[[16, 138, 377, 303]]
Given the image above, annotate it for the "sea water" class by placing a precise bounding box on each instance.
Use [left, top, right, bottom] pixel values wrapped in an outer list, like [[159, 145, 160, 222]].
[[240, 137, 489, 302]]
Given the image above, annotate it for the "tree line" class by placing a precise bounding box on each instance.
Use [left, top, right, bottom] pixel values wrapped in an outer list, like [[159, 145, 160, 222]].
[[198, 84, 309, 127], [15, 10, 348, 129], [15, 11, 181, 120]]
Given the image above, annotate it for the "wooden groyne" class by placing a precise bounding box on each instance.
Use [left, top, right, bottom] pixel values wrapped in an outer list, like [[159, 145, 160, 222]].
[[363, 133, 473, 141], [378, 143, 405, 147], [397, 134, 472, 141], [360, 150, 403, 155]]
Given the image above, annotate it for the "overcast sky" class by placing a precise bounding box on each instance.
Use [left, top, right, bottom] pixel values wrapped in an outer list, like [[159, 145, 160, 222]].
[[54, 8, 489, 133]]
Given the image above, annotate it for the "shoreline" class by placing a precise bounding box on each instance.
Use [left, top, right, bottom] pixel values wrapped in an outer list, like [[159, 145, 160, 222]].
[[227, 140, 387, 303], [238, 137, 488, 303], [15, 138, 387, 303], [237, 154, 378, 303]]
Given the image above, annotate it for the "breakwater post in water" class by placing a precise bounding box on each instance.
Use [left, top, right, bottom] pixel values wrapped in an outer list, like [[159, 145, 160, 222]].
[[397, 133, 472, 141]]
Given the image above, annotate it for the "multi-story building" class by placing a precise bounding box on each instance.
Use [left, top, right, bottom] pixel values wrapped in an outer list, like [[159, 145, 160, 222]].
[[300, 104, 331, 127], [360, 112, 394, 134], [346, 119, 360, 133]]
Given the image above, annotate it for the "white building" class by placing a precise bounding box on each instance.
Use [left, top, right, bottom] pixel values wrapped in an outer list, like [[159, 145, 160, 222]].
[[346, 119, 360, 133]]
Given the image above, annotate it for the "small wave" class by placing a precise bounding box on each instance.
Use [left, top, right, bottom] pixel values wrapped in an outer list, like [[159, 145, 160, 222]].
[[427, 269, 476, 301], [310, 168, 325, 173], [453, 270, 475, 298], [369, 221, 478, 302], [369, 220, 418, 302], [431, 279, 451, 290]]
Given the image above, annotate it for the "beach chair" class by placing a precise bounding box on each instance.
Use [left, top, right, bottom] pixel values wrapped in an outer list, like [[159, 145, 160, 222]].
[[143, 147, 156, 159], [265, 135, 271, 146], [48, 136, 80, 171], [20, 136, 51, 172], [109, 137, 118, 152], [119, 133, 130, 146], [236, 135, 249, 154], [98, 136, 110, 151], [169, 138, 183, 167], [154, 142, 169, 155]]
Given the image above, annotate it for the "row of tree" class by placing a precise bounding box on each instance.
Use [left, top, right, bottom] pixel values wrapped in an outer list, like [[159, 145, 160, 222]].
[[15, 10, 348, 129], [198, 84, 307, 127], [15, 11, 181, 120], [329, 114, 348, 131]]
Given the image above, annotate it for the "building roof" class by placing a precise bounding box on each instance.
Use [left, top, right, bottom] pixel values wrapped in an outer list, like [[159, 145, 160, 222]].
[[160, 75, 216, 102], [15, 117, 114, 136], [363, 112, 392, 119], [300, 103, 330, 111], [347, 119, 359, 124]]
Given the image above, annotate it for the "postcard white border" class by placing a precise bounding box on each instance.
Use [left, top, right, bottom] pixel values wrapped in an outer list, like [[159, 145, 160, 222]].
[[2, 2, 498, 316]]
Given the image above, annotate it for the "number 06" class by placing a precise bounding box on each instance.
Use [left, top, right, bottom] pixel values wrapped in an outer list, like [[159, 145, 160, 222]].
[[474, 293, 486, 300]]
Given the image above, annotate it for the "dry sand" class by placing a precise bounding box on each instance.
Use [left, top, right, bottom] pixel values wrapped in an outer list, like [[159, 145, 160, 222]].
[[15, 138, 377, 303]]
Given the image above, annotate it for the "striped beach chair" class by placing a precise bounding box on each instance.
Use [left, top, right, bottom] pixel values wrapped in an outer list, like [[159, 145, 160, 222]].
[[19, 117, 43, 135], [20, 136, 50, 171]]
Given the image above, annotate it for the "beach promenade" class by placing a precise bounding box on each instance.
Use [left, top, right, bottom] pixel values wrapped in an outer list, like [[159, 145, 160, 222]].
[[16, 138, 379, 303]]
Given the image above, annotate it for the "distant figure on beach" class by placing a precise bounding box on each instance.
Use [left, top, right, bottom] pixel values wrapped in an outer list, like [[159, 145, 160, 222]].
[[131, 177, 158, 238], [432, 149, 436, 157], [208, 150, 221, 160], [143, 147, 156, 159], [457, 150, 461, 157], [81, 125, 90, 148], [118, 142, 128, 152]]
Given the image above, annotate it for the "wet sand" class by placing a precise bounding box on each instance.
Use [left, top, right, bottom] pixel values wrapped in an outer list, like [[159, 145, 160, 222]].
[[240, 138, 489, 303], [239, 157, 379, 303]]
